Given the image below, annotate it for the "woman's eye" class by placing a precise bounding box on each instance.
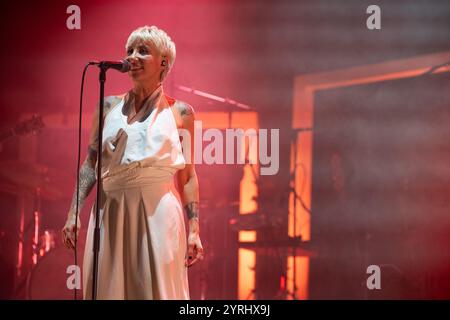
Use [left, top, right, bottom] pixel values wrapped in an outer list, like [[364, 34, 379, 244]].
[[139, 48, 148, 55], [127, 49, 133, 55]]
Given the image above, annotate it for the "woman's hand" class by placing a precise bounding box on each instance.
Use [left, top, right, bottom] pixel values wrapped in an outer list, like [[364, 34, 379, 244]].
[[185, 231, 204, 268], [61, 214, 81, 250]]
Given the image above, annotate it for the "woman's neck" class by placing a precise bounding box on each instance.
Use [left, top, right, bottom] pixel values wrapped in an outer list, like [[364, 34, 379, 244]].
[[131, 81, 162, 111]]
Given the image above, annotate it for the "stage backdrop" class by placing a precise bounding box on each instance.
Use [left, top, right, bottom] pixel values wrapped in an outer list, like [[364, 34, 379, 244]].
[[309, 71, 450, 299]]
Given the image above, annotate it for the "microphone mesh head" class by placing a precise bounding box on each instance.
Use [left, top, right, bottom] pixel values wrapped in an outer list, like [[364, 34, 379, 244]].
[[121, 60, 131, 72]]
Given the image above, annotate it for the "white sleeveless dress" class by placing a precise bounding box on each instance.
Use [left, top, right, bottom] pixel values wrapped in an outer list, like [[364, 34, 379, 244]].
[[82, 86, 189, 300]]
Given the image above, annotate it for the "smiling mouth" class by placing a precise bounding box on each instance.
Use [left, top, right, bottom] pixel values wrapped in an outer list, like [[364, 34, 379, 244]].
[[130, 67, 143, 71]]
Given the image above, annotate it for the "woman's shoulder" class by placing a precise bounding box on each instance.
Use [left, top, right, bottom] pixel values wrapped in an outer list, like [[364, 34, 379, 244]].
[[166, 96, 195, 116], [165, 95, 195, 128]]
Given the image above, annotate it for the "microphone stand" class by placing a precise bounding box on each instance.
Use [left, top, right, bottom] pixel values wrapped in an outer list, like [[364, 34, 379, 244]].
[[92, 63, 107, 300]]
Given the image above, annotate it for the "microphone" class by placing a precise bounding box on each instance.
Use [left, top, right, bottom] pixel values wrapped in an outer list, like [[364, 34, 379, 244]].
[[89, 59, 131, 73]]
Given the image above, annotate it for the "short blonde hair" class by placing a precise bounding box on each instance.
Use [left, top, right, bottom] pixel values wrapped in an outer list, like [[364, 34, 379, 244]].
[[126, 25, 176, 81]]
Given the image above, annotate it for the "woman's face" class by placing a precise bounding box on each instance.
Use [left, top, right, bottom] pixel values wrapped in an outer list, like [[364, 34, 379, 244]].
[[125, 39, 163, 84]]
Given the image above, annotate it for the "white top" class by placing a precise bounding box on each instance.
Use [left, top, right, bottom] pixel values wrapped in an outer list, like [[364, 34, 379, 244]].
[[100, 88, 186, 177]]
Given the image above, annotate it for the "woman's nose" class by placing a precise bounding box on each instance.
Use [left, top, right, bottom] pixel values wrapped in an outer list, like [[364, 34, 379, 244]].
[[127, 55, 138, 63]]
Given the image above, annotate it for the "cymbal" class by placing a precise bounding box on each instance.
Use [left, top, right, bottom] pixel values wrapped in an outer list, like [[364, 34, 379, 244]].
[[0, 161, 72, 200]]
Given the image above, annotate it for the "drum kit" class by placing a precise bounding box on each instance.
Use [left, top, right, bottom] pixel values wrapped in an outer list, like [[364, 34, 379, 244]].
[[0, 160, 84, 299], [0, 115, 83, 299]]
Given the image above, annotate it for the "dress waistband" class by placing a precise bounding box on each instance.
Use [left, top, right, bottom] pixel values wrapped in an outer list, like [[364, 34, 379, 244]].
[[101, 162, 175, 192]]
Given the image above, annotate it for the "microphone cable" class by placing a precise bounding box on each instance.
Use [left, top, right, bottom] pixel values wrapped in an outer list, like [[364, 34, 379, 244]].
[[73, 63, 91, 300]]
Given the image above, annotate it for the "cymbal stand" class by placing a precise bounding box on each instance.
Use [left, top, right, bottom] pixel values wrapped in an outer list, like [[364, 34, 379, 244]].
[[16, 194, 26, 277], [13, 188, 43, 298], [31, 188, 42, 265]]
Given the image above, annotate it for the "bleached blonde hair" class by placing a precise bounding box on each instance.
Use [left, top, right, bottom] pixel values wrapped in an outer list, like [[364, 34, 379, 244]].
[[126, 25, 176, 81]]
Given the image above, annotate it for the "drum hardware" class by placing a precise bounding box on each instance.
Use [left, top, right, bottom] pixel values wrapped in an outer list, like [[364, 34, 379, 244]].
[[0, 161, 72, 201], [238, 237, 317, 300], [31, 188, 42, 265], [0, 114, 44, 144], [24, 229, 86, 300], [0, 160, 71, 298], [237, 237, 317, 258], [39, 230, 57, 257], [10, 227, 80, 300], [229, 212, 284, 231]]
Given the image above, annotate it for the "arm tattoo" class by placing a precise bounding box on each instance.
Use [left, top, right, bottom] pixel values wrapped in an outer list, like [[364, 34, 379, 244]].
[[69, 157, 97, 216], [87, 146, 97, 161], [179, 103, 194, 117], [184, 201, 199, 220], [67, 97, 118, 218]]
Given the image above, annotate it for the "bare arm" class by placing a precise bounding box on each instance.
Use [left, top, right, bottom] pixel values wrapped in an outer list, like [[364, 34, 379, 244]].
[[178, 165, 200, 234], [175, 102, 203, 266], [176, 103, 200, 229], [66, 148, 97, 223]]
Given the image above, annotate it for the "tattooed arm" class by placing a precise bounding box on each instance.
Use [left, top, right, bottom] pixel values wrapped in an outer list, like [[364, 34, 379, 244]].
[[62, 149, 97, 249], [62, 96, 119, 250], [175, 102, 203, 267]]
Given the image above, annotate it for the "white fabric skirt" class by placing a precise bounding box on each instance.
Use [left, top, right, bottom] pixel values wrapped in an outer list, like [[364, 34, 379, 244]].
[[82, 165, 189, 300]]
